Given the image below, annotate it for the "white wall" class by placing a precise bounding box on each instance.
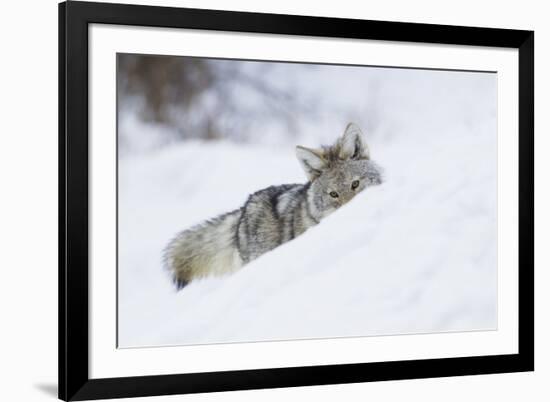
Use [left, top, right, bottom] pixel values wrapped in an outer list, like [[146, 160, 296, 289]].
[[0, 0, 546, 401]]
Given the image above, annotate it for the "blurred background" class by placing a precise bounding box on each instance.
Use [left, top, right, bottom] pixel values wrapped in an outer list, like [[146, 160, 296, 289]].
[[118, 54, 497, 154], [118, 54, 318, 153]]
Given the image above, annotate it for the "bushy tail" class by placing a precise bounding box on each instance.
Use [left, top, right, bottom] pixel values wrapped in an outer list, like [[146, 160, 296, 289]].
[[163, 209, 243, 290]]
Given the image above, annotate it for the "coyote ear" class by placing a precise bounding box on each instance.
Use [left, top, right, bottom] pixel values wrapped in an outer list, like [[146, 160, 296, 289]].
[[296, 146, 327, 180], [338, 123, 370, 160]]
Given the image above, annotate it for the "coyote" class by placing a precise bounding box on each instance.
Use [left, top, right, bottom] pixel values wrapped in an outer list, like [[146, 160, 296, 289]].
[[164, 123, 383, 289]]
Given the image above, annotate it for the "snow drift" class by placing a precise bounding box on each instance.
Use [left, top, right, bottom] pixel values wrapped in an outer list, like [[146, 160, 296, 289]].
[[118, 133, 497, 347]]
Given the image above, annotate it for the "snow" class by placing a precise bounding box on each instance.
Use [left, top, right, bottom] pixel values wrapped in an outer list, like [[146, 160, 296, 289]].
[[118, 132, 497, 347], [118, 65, 497, 348]]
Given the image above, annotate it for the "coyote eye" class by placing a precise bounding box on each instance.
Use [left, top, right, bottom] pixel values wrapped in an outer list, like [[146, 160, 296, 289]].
[[329, 191, 339, 198], [351, 180, 360, 190]]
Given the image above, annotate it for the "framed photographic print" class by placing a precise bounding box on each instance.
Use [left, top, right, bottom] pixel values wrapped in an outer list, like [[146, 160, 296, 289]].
[[59, 1, 534, 400]]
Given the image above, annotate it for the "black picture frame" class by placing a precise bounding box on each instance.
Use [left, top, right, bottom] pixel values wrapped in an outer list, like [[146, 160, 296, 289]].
[[59, 1, 534, 400]]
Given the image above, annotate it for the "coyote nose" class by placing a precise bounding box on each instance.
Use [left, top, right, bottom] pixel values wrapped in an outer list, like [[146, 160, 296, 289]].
[[340, 195, 353, 205]]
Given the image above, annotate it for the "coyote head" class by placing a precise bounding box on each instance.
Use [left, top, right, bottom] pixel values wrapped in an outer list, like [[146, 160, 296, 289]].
[[296, 123, 382, 218]]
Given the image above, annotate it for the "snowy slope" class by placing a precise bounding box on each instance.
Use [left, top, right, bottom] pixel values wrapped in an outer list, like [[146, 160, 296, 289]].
[[118, 123, 497, 347]]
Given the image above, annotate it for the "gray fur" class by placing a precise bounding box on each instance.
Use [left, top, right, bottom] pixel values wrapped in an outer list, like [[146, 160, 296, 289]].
[[164, 123, 383, 289]]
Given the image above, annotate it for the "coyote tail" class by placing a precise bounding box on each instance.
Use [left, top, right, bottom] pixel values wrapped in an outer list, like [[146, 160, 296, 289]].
[[163, 209, 243, 289]]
